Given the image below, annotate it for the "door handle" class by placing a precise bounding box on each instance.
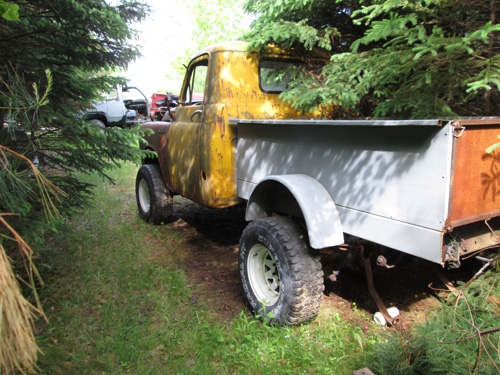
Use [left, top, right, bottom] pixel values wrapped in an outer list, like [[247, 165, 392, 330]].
[[191, 109, 203, 121]]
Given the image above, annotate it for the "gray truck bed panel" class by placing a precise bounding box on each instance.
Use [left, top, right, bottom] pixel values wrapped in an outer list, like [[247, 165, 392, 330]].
[[234, 119, 454, 262]]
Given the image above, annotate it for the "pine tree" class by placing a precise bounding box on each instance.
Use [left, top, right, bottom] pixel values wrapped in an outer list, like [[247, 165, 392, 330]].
[[0, 0, 151, 238], [244, 0, 500, 119], [0, 4, 153, 371]]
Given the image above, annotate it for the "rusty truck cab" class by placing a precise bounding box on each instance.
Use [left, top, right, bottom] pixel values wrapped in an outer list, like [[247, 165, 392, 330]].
[[159, 41, 327, 208]]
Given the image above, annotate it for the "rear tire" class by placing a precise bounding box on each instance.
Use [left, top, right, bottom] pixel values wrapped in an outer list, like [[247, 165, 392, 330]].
[[239, 217, 324, 325], [136, 164, 172, 224]]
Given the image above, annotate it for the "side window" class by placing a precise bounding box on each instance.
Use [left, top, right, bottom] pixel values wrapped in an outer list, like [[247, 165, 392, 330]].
[[182, 60, 208, 105], [103, 87, 118, 101]]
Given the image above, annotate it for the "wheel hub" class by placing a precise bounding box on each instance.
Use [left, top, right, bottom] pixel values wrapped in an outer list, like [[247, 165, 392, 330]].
[[138, 179, 151, 213], [247, 244, 280, 305]]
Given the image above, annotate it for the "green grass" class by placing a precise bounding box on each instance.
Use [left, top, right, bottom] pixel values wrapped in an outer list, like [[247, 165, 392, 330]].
[[34, 163, 381, 374]]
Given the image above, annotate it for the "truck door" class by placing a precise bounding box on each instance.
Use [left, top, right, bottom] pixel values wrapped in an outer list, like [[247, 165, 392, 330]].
[[92, 86, 125, 125], [103, 86, 126, 124], [166, 55, 208, 202]]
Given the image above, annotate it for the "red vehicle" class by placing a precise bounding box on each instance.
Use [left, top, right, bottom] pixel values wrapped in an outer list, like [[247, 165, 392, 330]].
[[150, 92, 204, 121], [150, 93, 179, 121]]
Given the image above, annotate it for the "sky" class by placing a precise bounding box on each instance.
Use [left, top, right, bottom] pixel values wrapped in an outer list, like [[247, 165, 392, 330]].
[[122, 1, 194, 99], [118, 0, 252, 100]]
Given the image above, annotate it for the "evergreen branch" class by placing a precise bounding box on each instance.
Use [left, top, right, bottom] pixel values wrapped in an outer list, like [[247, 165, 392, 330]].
[[436, 326, 500, 345], [0, 145, 67, 221], [0, 68, 52, 110], [431, 289, 500, 373], [479, 333, 500, 373], [0, 214, 45, 313], [0, 28, 48, 43]]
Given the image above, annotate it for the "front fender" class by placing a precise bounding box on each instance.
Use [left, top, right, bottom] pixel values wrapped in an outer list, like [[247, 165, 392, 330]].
[[246, 174, 344, 249], [140, 121, 170, 152]]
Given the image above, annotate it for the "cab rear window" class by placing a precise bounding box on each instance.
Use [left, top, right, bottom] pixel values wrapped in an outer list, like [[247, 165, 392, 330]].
[[259, 59, 300, 93]]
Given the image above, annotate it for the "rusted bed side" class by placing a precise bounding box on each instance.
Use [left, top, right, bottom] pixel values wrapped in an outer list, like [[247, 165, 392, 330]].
[[447, 119, 500, 258]]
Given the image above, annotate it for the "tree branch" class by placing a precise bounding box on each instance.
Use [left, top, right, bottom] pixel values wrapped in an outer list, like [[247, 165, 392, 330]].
[[436, 327, 500, 345]]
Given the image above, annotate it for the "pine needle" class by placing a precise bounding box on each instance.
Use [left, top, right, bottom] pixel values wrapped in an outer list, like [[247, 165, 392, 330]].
[[0, 227, 42, 374], [0, 143, 65, 373], [0, 145, 68, 221]]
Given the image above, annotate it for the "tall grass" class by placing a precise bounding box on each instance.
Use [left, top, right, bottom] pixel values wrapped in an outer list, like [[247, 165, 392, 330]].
[[35, 163, 379, 374]]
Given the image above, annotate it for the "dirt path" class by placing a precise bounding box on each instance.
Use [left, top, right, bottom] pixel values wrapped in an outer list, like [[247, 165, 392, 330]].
[[163, 197, 479, 329]]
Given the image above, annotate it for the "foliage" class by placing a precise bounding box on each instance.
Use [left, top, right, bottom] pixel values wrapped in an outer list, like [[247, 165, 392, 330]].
[[0, 0, 152, 240], [366, 269, 500, 374], [0, 0, 150, 114], [0, 0, 19, 20], [0, 145, 66, 374], [244, 0, 500, 119], [486, 135, 500, 153], [244, 0, 365, 54], [1, 216, 41, 375], [170, 0, 250, 82], [1, 69, 53, 216], [189, 0, 249, 50], [0, 4, 151, 369]]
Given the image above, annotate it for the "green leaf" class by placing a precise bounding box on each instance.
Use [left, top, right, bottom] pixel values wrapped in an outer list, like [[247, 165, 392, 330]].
[[486, 136, 500, 153], [0, 2, 19, 21]]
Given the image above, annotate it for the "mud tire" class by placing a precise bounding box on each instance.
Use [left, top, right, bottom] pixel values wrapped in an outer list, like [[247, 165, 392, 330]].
[[239, 217, 324, 325], [136, 164, 173, 225]]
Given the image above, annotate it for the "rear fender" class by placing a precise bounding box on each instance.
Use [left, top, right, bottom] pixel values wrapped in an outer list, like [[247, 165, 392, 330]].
[[246, 174, 344, 249]]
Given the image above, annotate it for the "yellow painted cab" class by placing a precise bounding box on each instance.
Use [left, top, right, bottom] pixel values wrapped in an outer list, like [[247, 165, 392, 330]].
[[140, 41, 328, 210]]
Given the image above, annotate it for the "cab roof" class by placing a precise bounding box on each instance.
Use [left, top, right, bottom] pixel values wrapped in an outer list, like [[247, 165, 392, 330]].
[[193, 41, 330, 60]]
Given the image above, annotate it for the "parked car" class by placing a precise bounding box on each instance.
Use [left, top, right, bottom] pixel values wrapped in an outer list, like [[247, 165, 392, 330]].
[[84, 86, 150, 128]]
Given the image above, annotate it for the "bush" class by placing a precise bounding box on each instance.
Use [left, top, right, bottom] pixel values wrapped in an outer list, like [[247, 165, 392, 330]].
[[368, 267, 500, 374]]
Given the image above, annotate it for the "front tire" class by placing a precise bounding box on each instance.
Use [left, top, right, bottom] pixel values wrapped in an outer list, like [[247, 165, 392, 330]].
[[136, 164, 173, 224], [90, 119, 106, 130], [239, 217, 324, 325]]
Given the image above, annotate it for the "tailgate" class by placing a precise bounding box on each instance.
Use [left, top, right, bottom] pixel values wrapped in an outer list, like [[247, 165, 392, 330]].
[[447, 119, 500, 259], [449, 119, 500, 227]]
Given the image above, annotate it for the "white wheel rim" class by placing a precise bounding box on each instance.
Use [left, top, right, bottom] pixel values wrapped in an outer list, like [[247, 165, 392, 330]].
[[138, 178, 151, 213], [247, 244, 280, 305]]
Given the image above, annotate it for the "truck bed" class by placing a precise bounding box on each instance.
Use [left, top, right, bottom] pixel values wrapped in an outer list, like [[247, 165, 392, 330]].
[[233, 118, 500, 264]]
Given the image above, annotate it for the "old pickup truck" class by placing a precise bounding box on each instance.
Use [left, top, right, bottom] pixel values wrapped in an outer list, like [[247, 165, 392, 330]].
[[135, 41, 500, 325]]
